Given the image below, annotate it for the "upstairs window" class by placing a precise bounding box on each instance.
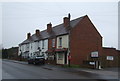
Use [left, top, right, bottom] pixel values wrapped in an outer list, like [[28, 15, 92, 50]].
[[37, 41, 39, 49], [52, 39, 55, 47], [42, 40, 44, 49], [31, 43, 32, 49], [59, 37, 62, 47], [27, 44, 29, 50]]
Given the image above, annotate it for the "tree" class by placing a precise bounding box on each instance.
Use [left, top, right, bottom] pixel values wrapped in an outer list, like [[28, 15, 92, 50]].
[[2, 49, 8, 59]]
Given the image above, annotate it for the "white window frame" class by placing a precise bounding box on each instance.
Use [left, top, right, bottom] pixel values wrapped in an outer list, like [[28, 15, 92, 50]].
[[59, 37, 62, 47], [52, 38, 55, 47], [42, 40, 44, 49]]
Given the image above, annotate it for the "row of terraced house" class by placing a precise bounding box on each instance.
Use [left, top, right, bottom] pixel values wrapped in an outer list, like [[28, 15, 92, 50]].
[[18, 14, 120, 68]]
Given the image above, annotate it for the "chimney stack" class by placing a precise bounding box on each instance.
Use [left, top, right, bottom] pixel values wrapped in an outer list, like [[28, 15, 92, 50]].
[[63, 13, 71, 27], [35, 29, 40, 36], [27, 33, 31, 39], [47, 22, 52, 33], [63, 17, 69, 27]]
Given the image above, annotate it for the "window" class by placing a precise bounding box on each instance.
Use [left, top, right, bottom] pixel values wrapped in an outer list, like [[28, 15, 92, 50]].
[[106, 56, 114, 60], [22, 46, 23, 51], [52, 39, 55, 47], [41, 52, 45, 57], [27, 44, 29, 51], [19, 46, 21, 52], [48, 55, 54, 60], [37, 41, 39, 49], [59, 37, 62, 47], [31, 43, 32, 49], [42, 40, 44, 49]]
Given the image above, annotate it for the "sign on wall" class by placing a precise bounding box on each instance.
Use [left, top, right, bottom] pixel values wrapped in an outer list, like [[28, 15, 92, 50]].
[[106, 56, 114, 60], [91, 51, 98, 57], [89, 62, 95, 65]]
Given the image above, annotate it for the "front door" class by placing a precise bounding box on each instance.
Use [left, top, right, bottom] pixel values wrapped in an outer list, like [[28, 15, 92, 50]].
[[57, 53, 64, 64]]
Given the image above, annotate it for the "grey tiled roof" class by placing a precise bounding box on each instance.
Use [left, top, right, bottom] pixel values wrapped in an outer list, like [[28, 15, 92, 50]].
[[19, 38, 33, 45], [20, 15, 85, 45]]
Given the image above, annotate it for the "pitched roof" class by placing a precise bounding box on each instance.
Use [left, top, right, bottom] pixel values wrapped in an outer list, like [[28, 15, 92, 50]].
[[20, 15, 85, 45], [19, 38, 33, 45]]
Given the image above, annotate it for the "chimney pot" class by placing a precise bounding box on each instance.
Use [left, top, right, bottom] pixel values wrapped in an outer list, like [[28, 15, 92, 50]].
[[68, 13, 71, 19]]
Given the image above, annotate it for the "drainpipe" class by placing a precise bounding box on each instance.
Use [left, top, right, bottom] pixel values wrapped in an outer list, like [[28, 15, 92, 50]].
[[97, 37, 101, 70], [68, 13, 71, 66]]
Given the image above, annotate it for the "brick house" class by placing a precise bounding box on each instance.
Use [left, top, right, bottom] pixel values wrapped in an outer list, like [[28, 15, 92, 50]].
[[69, 15, 103, 67], [19, 14, 119, 68], [44, 14, 103, 67], [48, 15, 102, 65]]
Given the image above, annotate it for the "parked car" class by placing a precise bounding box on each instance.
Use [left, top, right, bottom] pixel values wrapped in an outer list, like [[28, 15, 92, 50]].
[[28, 56, 45, 65]]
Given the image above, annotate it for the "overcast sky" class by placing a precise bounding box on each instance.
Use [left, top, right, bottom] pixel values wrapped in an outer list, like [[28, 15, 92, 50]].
[[1, 2, 118, 49]]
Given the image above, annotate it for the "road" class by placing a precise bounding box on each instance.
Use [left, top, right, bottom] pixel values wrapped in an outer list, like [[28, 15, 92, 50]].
[[2, 60, 119, 81], [2, 60, 90, 79]]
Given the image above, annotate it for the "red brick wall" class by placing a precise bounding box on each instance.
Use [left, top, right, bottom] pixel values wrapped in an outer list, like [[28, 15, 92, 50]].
[[48, 39, 52, 49], [70, 15, 103, 65], [102, 48, 118, 56], [102, 48, 119, 67], [48, 38, 57, 49]]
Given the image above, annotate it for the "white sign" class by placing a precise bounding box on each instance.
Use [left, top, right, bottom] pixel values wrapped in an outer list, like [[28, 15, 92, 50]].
[[89, 62, 95, 65], [91, 51, 98, 57], [107, 56, 114, 60]]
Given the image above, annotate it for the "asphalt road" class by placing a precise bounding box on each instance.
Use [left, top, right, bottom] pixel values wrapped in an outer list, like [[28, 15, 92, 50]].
[[2, 60, 119, 81], [2, 60, 90, 79]]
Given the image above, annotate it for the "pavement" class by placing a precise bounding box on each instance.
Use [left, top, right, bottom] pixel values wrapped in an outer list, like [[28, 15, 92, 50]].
[[2, 59, 119, 80], [41, 64, 119, 80]]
